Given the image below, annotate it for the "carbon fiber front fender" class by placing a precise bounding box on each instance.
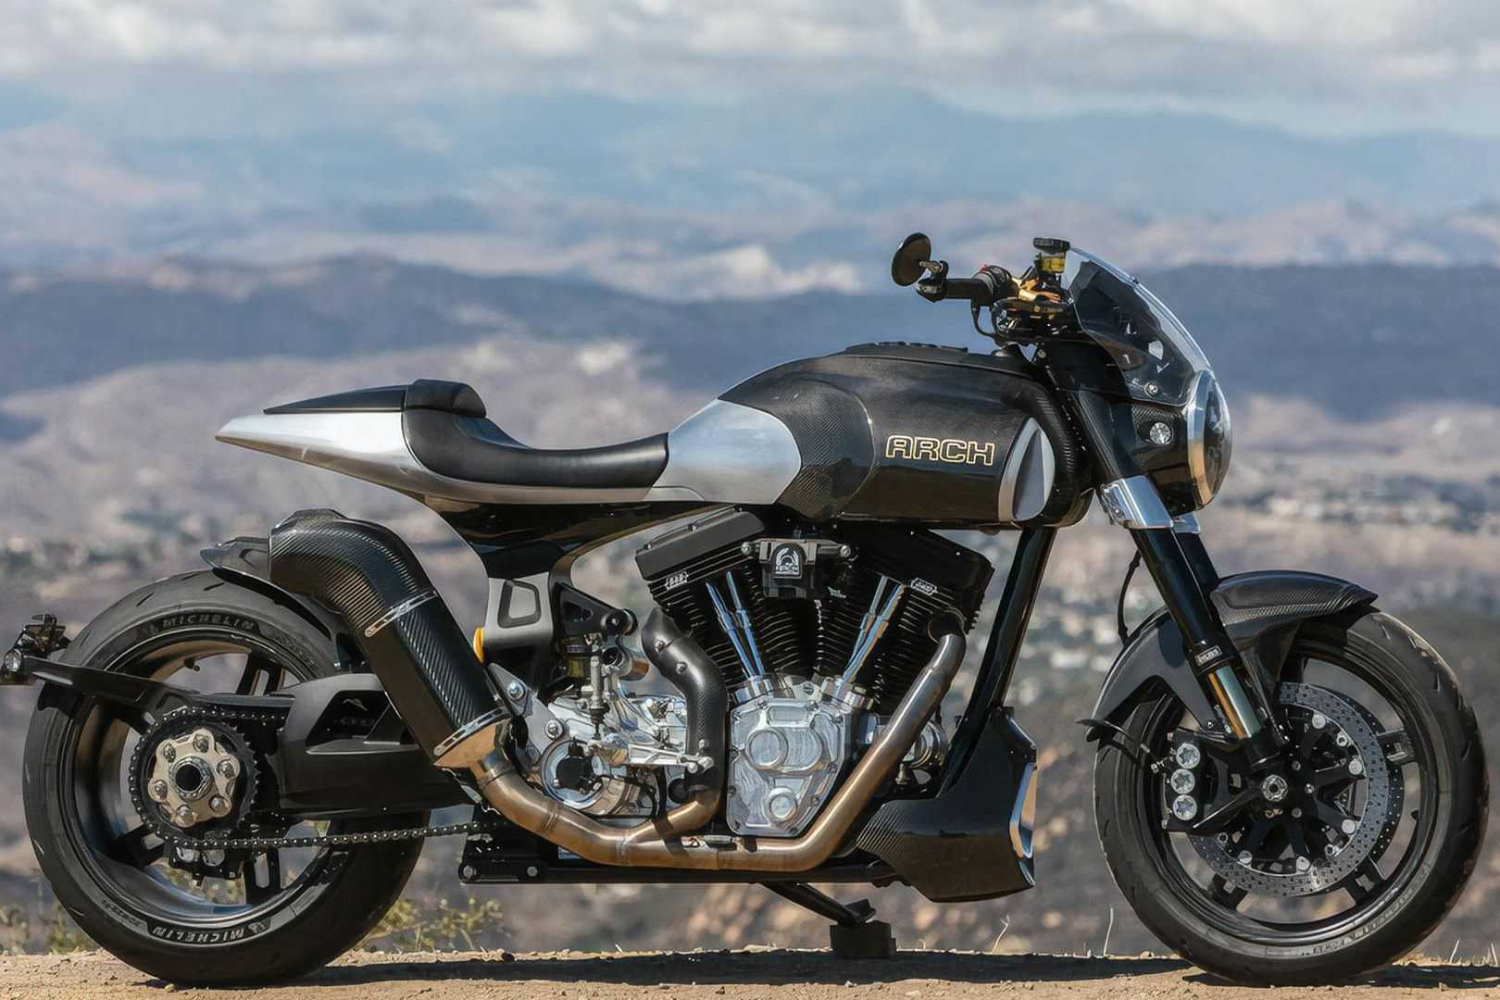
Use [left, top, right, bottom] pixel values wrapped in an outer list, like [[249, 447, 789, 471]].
[[1092, 570, 1377, 728]]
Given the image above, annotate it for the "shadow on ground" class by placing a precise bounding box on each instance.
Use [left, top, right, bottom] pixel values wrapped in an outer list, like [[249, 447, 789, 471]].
[[180, 951, 1500, 992]]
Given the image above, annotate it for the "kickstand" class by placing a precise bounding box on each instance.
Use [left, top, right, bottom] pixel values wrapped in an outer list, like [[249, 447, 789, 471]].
[[761, 883, 896, 959]]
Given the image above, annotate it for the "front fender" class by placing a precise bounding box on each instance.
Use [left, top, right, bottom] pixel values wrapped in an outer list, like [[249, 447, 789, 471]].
[[1091, 570, 1376, 728]]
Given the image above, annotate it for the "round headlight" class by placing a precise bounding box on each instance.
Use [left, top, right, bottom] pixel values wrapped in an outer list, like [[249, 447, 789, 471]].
[[1185, 371, 1232, 506]]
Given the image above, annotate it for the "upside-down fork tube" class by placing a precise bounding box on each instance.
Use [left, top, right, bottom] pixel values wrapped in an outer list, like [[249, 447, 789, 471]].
[[267, 510, 507, 768], [471, 618, 967, 872]]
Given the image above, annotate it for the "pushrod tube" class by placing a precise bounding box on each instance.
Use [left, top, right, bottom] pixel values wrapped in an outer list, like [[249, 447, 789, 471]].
[[942, 526, 1055, 791]]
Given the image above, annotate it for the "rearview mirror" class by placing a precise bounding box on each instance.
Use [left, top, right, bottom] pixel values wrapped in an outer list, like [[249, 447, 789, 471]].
[[891, 232, 933, 287]]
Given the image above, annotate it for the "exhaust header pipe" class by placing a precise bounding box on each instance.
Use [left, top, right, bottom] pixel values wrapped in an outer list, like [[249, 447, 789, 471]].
[[268, 510, 505, 768], [641, 609, 727, 799]]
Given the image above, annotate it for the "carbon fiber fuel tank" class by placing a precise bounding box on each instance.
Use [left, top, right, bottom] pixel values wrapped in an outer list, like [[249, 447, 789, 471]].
[[721, 343, 1090, 526]]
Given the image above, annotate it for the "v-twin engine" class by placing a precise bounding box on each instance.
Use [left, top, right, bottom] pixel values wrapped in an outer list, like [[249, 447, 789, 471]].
[[629, 508, 986, 836]]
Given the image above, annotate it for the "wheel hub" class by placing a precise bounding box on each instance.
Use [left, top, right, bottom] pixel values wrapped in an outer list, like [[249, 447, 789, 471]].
[[1189, 682, 1399, 898], [129, 710, 263, 853], [147, 727, 242, 829]]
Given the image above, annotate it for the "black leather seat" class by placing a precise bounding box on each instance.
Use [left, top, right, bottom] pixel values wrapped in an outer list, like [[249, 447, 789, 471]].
[[267, 380, 669, 489]]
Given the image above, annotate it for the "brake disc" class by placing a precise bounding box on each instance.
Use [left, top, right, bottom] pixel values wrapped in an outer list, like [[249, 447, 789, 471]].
[[1189, 682, 1400, 898]]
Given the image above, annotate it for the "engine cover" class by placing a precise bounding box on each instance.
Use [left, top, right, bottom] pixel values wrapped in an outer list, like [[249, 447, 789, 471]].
[[727, 679, 858, 837]]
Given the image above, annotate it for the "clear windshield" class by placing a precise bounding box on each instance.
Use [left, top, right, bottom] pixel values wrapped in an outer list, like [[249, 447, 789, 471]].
[[1064, 249, 1211, 406]]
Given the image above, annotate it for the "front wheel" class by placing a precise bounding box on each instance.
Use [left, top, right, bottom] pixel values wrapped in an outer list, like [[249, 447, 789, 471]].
[[1095, 609, 1487, 984], [24, 571, 429, 985]]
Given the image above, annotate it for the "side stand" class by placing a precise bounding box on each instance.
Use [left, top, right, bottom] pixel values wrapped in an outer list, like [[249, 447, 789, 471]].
[[761, 882, 896, 959]]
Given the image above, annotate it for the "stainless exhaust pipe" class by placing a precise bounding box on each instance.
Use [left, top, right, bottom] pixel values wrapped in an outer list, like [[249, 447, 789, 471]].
[[471, 620, 966, 872]]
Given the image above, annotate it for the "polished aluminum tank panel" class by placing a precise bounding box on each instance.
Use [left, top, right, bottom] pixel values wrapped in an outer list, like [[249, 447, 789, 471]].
[[656, 400, 802, 504]]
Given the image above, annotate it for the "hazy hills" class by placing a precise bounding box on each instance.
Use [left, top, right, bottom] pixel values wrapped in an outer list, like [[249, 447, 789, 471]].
[[0, 256, 1497, 424], [11, 102, 1500, 291], [40, 98, 1500, 217]]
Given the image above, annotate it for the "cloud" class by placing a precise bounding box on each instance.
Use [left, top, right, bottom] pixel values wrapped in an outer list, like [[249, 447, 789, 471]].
[[1, 1, 1498, 133]]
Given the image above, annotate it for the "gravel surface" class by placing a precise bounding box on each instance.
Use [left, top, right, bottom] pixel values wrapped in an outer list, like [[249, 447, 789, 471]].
[[0, 950, 1494, 999]]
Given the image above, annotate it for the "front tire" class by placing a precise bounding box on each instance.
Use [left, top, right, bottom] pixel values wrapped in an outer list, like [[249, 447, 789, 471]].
[[24, 571, 428, 985], [1095, 609, 1487, 984]]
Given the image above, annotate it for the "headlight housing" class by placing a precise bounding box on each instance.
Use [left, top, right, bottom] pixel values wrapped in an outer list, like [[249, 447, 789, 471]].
[[1184, 371, 1232, 506]]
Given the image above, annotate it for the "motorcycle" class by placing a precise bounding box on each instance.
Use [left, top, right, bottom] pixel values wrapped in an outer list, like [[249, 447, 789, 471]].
[[3, 235, 1485, 986]]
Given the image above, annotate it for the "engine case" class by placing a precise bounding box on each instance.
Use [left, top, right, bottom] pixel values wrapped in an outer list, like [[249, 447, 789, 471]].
[[727, 678, 861, 837]]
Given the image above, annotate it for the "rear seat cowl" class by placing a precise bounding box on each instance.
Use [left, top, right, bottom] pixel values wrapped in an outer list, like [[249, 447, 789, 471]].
[[403, 380, 486, 418], [262, 380, 486, 418], [259, 379, 668, 491]]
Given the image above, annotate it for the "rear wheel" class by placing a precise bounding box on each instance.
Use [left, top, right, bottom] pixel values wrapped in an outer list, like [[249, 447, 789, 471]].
[[1095, 609, 1487, 984], [24, 571, 428, 985]]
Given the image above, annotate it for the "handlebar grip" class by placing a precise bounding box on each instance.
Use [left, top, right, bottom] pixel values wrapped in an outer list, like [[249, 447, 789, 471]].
[[939, 277, 997, 303], [916, 273, 1003, 305]]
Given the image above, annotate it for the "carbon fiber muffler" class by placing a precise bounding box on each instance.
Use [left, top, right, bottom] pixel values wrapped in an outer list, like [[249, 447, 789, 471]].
[[268, 509, 505, 768]]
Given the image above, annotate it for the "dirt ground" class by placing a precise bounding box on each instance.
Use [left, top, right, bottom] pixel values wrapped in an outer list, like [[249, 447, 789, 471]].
[[0, 949, 1496, 999]]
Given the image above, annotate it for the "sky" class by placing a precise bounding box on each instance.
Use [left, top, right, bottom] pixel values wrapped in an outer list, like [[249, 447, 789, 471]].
[[1, 0, 1498, 137], [1, 0, 1499, 285]]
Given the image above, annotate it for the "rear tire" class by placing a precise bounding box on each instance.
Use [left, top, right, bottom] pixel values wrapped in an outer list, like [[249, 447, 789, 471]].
[[24, 571, 428, 985], [1095, 609, 1487, 984]]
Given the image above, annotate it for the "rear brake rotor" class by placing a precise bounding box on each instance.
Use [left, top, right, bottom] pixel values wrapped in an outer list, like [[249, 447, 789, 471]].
[[1188, 682, 1400, 898]]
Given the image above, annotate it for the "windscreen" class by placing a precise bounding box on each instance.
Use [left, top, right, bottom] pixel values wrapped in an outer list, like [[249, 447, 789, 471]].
[[1065, 249, 1211, 406]]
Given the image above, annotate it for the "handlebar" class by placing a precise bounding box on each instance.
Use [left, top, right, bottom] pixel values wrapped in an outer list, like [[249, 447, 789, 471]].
[[915, 265, 1012, 306], [894, 234, 1075, 346]]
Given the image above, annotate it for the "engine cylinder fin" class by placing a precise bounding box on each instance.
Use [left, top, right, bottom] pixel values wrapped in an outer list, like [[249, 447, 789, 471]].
[[639, 516, 991, 713]]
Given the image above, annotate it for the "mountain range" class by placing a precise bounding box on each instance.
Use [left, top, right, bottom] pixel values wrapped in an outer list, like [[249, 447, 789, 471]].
[[1, 256, 1496, 426], [10, 99, 1500, 290]]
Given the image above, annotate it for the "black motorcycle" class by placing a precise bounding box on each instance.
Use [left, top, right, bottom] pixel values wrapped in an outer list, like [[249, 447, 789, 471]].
[[4, 235, 1485, 985]]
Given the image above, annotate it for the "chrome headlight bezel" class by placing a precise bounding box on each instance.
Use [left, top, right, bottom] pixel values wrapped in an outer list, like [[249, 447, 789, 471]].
[[1184, 371, 1233, 506]]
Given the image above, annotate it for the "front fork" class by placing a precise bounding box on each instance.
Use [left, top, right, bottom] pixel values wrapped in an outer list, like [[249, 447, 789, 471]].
[[1101, 477, 1286, 766]]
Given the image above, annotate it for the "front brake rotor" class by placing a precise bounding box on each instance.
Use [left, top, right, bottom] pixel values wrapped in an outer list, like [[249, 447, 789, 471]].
[[1187, 682, 1400, 898]]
